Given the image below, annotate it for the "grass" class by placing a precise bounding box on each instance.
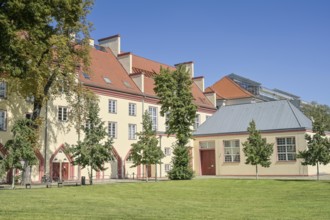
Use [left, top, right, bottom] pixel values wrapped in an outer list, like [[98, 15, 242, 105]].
[[1, 179, 330, 219]]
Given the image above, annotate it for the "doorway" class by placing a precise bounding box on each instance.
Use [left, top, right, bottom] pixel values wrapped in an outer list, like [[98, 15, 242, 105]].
[[200, 150, 216, 175]]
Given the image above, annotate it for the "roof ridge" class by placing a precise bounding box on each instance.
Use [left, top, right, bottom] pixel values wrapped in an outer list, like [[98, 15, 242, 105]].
[[286, 100, 302, 127]]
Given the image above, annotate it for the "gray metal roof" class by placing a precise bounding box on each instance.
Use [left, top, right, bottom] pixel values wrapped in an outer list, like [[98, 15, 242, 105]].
[[194, 100, 312, 136]]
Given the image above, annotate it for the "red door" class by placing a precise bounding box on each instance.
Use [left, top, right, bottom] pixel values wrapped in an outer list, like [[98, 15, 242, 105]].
[[62, 163, 69, 180], [52, 162, 69, 181], [52, 163, 60, 181], [200, 150, 216, 175]]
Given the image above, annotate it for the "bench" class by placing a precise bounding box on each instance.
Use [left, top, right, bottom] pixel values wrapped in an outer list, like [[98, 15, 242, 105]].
[[58, 181, 80, 187], [25, 183, 31, 189]]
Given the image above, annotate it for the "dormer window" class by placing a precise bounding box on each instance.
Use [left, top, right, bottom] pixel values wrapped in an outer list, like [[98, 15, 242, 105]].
[[103, 77, 111, 84], [82, 72, 90, 80], [0, 82, 7, 98]]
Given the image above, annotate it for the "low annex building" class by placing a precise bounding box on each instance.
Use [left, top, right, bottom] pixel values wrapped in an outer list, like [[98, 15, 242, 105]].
[[193, 100, 330, 176]]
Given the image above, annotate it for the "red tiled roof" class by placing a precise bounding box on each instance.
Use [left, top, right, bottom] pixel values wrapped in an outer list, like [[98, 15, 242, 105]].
[[132, 54, 176, 74], [79, 47, 142, 95], [206, 76, 253, 100], [131, 54, 215, 109]]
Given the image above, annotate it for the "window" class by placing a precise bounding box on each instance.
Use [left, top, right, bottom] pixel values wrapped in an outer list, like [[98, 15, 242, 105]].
[[199, 141, 215, 149], [108, 122, 117, 138], [82, 72, 90, 79], [108, 99, 117, 113], [148, 106, 157, 131], [103, 77, 111, 84], [128, 124, 137, 140], [224, 140, 240, 162], [277, 137, 296, 161], [165, 164, 171, 172], [165, 112, 170, 131], [194, 114, 200, 129], [58, 107, 68, 121], [0, 82, 6, 98], [129, 103, 136, 116], [164, 147, 171, 156], [0, 110, 7, 131]]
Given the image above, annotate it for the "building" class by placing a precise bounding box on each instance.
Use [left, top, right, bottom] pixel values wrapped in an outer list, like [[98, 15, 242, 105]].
[[206, 73, 302, 109], [0, 34, 216, 183], [193, 100, 330, 176]]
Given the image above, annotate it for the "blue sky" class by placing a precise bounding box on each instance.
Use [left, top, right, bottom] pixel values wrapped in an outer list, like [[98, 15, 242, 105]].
[[88, 0, 330, 105]]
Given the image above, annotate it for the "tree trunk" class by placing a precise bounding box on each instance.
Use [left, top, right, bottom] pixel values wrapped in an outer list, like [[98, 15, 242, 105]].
[[11, 168, 15, 189], [256, 165, 259, 180], [146, 164, 149, 182], [317, 162, 319, 181], [89, 168, 93, 185]]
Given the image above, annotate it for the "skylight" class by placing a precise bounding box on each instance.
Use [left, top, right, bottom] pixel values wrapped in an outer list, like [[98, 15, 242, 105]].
[[82, 72, 90, 79], [103, 77, 111, 84], [123, 81, 131, 88]]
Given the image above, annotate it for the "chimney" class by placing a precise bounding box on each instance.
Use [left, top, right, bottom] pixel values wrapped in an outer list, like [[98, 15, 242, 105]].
[[204, 92, 217, 108], [118, 52, 132, 74], [174, 61, 194, 78], [130, 73, 144, 93], [193, 76, 205, 92], [98, 34, 121, 56]]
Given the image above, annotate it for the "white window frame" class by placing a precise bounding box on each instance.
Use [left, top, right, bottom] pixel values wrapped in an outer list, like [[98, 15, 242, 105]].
[[0, 82, 7, 99], [148, 106, 158, 131], [129, 103, 136, 116], [0, 110, 7, 131], [108, 99, 117, 114], [224, 140, 240, 162], [165, 164, 171, 172], [164, 147, 171, 156], [276, 137, 296, 161], [128, 124, 137, 140], [108, 122, 117, 139], [58, 106, 68, 122], [194, 114, 200, 130]]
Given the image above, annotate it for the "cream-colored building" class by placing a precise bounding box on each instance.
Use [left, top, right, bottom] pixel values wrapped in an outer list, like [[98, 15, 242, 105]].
[[194, 100, 330, 177], [0, 34, 216, 183]]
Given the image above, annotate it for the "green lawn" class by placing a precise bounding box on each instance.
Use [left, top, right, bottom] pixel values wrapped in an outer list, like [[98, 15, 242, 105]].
[[0, 179, 330, 220]]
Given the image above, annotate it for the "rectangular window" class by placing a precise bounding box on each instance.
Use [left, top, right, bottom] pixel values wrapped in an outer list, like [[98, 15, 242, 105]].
[[108, 99, 117, 113], [108, 122, 117, 138], [129, 103, 136, 116], [0, 82, 7, 98], [148, 106, 157, 131], [165, 164, 171, 172], [194, 114, 200, 130], [277, 137, 296, 161], [165, 112, 170, 131], [199, 141, 215, 149], [224, 140, 240, 162], [164, 147, 171, 156], [58, 107, 68, 121], [128, 124, 137, 140], [0, 110, 7, 131]]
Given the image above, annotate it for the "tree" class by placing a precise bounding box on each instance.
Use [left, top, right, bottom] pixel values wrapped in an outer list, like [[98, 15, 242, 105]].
[[301, 102, 330, 131], [2, 119, 39, 188], [154, 65, 197, 180], [0, 0, 94, 183], [68, 99, 114, 185], [130, 111, 164, 182], [297, 119, 330, 180], [242, 120, 274, 180]]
